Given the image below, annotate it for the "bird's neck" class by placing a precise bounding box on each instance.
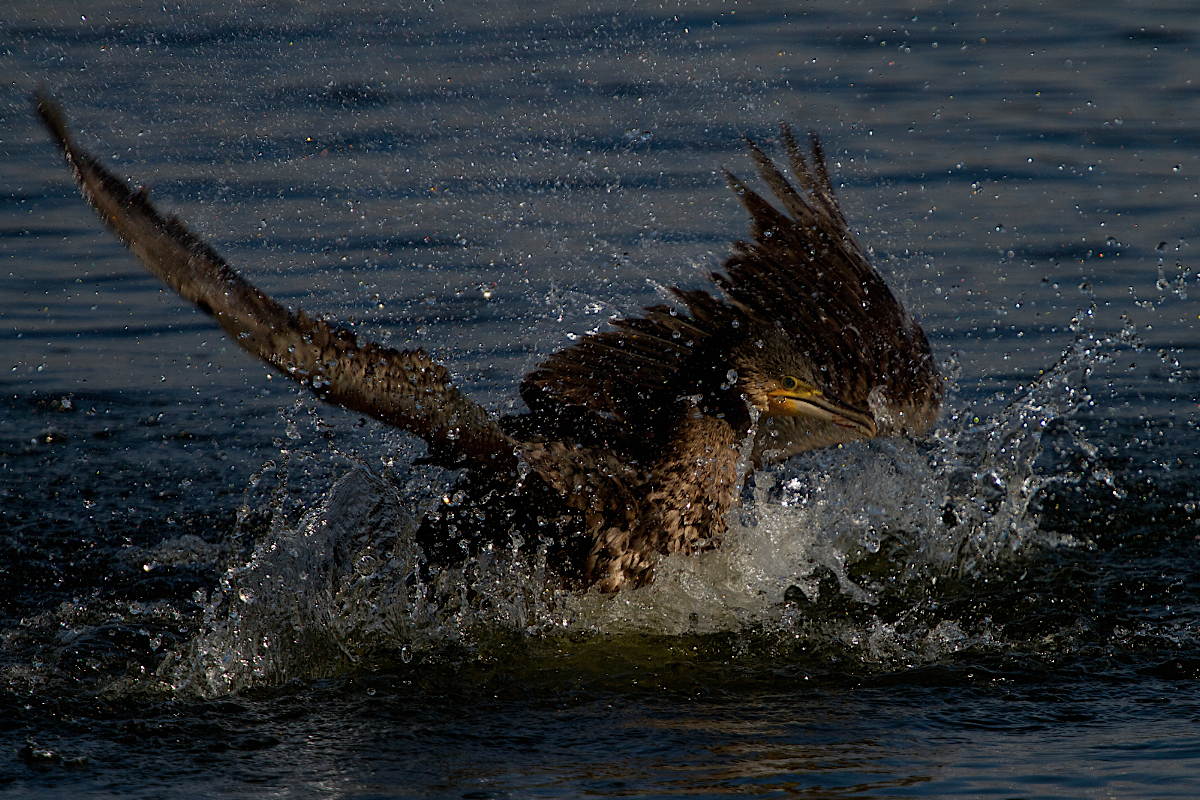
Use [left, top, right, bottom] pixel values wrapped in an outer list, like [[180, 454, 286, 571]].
[[643, 405, 746, 557]]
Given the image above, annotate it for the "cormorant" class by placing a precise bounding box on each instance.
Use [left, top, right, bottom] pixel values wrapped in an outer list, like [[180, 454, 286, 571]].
[[34, 91, 942, 593]]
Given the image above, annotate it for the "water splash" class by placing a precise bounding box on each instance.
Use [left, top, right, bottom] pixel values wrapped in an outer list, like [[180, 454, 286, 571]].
[[167, 470, 397, 694], [562, 317, 1105, 637], [932, 317, 1101, 571], [168, 468, 570, 696], [169, 322, 1113, 694]]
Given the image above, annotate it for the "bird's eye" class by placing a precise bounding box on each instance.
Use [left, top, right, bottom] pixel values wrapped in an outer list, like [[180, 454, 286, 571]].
[[782, 376, 798, 390]]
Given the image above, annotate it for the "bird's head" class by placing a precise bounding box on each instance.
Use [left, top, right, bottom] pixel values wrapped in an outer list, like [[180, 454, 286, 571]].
[[732, 328, 877, 438]]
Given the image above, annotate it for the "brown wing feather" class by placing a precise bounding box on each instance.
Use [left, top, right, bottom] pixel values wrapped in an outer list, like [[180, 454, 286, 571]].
[[35, 91, 516, 473], [719, 125, 941, 416], [525, 125, 939, 450], [520, 302, 717, 428]]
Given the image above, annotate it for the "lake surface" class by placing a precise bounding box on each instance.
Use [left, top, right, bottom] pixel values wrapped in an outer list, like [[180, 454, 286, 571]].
[[2, 0, 1199, 796]]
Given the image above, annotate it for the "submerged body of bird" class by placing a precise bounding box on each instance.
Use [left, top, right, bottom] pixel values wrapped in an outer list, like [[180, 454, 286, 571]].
[[33, 92, 943, 593]]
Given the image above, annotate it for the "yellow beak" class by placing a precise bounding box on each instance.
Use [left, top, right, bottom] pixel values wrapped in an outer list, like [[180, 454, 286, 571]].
[[766, 384, 878, 437]]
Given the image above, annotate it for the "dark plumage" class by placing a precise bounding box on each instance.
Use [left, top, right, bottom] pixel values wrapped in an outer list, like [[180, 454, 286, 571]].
[[34, 91, 942, 593]]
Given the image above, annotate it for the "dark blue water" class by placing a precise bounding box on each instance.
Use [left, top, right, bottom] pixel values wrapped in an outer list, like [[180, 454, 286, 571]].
[[2, 1, 1199, 796]]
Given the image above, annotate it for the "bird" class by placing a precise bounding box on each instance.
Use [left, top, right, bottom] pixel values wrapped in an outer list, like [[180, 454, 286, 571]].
[[33, 90, 943, 593]]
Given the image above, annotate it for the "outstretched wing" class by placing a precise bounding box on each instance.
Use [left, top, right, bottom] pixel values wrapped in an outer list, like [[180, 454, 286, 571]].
[[35, 91, 516, 474], [720, 126, 941, 423]]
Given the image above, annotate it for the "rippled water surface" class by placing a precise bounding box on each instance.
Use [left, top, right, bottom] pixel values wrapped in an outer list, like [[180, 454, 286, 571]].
[[2, 1, 1199, 797]]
